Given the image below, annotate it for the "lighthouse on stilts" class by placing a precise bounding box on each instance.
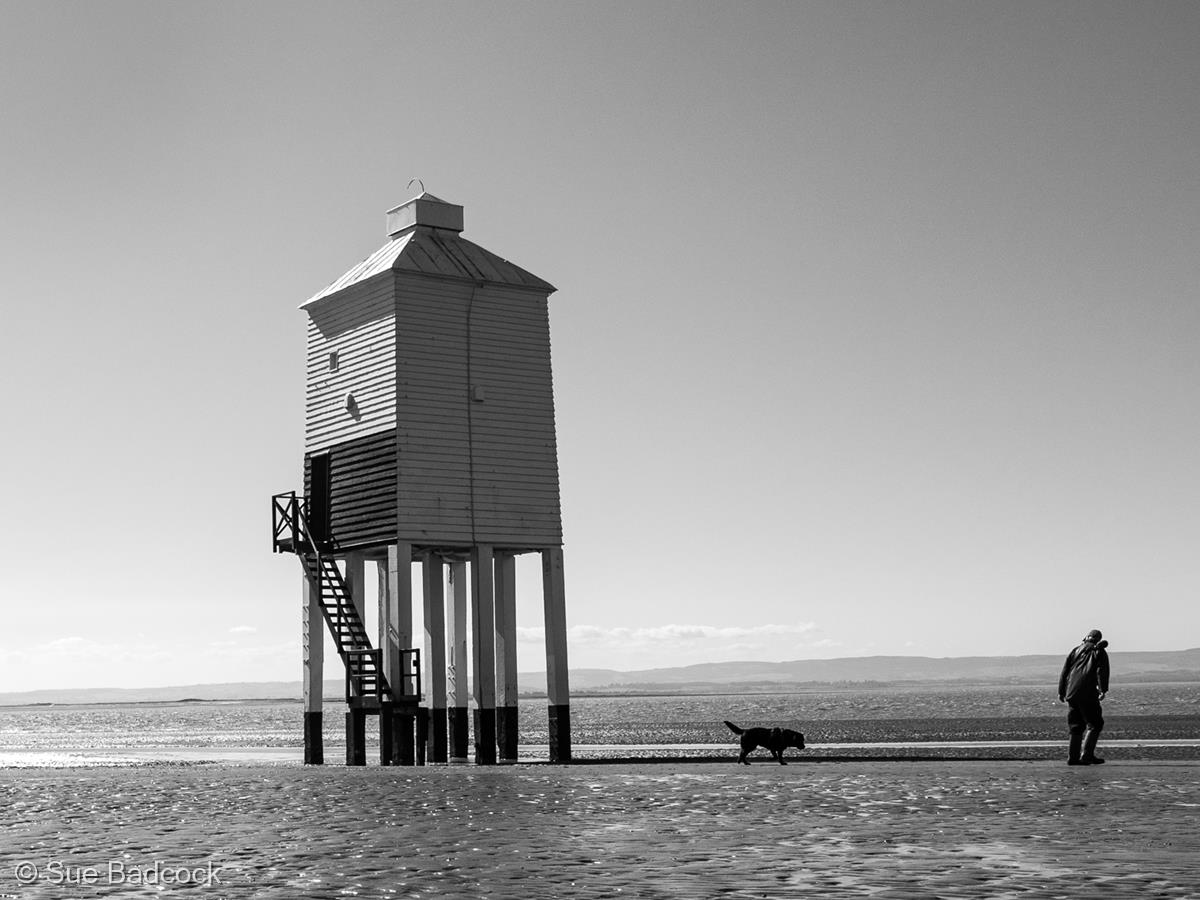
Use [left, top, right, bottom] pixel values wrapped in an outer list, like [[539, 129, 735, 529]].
[[271, 189, 571, 765]]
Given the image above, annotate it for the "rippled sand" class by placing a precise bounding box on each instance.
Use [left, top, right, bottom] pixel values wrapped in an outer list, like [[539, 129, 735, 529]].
[[2, 760, 1198, 898]]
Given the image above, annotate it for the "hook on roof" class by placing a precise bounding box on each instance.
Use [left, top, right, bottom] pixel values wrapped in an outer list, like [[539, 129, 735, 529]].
[[407, 178, 425, 195]]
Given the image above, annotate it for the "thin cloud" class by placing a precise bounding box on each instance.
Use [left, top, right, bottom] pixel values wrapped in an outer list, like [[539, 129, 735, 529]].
[[0, 636, 174, 666], [228, 625, 258, 634]]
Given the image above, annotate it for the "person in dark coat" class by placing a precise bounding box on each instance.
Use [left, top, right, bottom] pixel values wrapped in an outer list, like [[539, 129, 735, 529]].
[[1058, 628, 1110, 765]]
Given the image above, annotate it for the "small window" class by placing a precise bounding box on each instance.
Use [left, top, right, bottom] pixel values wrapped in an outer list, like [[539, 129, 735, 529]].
[[328, 350, 340, 372]]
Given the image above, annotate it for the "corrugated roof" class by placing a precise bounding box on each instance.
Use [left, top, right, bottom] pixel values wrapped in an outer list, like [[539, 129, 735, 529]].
[[303, 233, 415, 306], [303, 228, 554, 308]]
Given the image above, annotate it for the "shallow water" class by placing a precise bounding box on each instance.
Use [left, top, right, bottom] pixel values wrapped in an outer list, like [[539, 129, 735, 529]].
[[2, 690, 1199, 894], [2, 684, 1198, 766]]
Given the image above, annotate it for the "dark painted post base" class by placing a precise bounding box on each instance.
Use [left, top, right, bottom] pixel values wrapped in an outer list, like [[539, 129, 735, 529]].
[[449, 707, 469, 760], [303, 711, 323, 765], [416, 708, 429, 766], [346, 708, 367, 766], [498, 705, 519, 761], [379, 703, 394, 766], [430, 707, 448, 763], [548, 704, 571, 763], [474, 708, 497, 765], [394, 710, 416, 766]]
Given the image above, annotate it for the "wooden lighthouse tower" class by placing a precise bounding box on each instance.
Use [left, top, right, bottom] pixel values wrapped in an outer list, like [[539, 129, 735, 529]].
[[272, 190, 571, 765]]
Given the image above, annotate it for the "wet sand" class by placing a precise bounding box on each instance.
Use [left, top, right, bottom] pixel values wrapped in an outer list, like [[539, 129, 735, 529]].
[[2, 759, 1198, 898]]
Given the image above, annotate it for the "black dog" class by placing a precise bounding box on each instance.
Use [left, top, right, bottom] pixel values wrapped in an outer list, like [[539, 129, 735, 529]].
[[724, 720, 805, 765]]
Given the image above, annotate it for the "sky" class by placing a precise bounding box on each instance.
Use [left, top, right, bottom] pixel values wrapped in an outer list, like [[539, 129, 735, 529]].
[[1, 1, 1197, 690]]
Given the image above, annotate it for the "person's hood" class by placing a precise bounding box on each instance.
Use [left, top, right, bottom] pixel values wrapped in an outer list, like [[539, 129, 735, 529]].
[[1082, 637, 1109, 650]]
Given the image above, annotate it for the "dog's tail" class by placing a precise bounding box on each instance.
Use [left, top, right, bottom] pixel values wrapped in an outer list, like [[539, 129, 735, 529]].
[[723, 720, 744, 735]]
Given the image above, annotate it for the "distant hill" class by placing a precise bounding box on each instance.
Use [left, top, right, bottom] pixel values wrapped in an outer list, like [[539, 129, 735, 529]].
[[0, 681, 321, 706], [2, 649, 1197, 705], [544, 648, 1200, 693]]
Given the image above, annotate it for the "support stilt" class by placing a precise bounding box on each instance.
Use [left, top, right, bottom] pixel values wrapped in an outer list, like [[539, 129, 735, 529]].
[[448, 708, 468, 761], [471, 544, 498, 765], [344, 553, 367, 701], [394, 710, 415, 766], [447, 561, 470, 760], [346, 708, 366, 766], [384, 542, 415, 765], [494, 552, 519, 761], [302, 572, 324, 765], [422, 553, 448, 762], [416, 707, 429, 766], [378, 556, 398, 705], [379, 702, 394, 765], [432, 708, 449, 763], [542, 547, 572, 763]]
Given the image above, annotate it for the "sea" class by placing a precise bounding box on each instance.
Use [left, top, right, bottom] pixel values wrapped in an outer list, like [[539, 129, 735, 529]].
[[2, 683, 1199, 768], [5, 685, 1200, 898]]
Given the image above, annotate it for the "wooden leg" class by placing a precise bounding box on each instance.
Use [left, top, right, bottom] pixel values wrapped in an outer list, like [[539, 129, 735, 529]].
[[542, 548, 571, 763], [447, 561, 470, 760], [471, 545, 497, 765], [416, 707, 429, 766], [302, 573, 324, 765], [449, 707, 469, 761], [431, 707, 449, 764], [303, 710, 323, 766], [397, 709, 415, 766], [494, 552, 519, 762], [422, 553, 448, 763], [379, 702, 394, 765], [346, 708, 366, 766], [385, 543, 413, 703]]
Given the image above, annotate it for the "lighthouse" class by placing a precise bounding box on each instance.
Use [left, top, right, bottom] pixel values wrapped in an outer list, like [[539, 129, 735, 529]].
[[272, 190, 571, 765]]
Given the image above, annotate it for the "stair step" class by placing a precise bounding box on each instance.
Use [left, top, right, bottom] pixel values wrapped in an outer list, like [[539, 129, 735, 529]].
[[293, 550, 396, 698]]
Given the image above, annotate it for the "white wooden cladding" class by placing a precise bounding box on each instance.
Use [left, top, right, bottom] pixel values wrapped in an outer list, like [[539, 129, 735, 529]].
[[305, 274, 397, 453], [395, 274, 563, 547], [304, 269, 563, 548]]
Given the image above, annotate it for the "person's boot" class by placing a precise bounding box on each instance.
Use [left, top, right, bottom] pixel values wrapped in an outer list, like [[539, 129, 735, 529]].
[[1067, 731, 1084, 765], [1080, 729, 1105, 765]]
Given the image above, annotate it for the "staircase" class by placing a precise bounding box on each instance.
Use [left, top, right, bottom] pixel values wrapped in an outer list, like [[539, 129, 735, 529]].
[[272, 491, 420, 706]]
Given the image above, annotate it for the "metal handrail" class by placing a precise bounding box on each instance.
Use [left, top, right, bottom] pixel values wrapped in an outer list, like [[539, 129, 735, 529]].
[[344, 648, 383, 704], [273, 490, 423, 707], [397, 647, 422, 702], [270, 491, 306, 552]]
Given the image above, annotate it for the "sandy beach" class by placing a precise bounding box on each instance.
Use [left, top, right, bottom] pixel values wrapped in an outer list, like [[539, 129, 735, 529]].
[[2, 759, 1198, 898]]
